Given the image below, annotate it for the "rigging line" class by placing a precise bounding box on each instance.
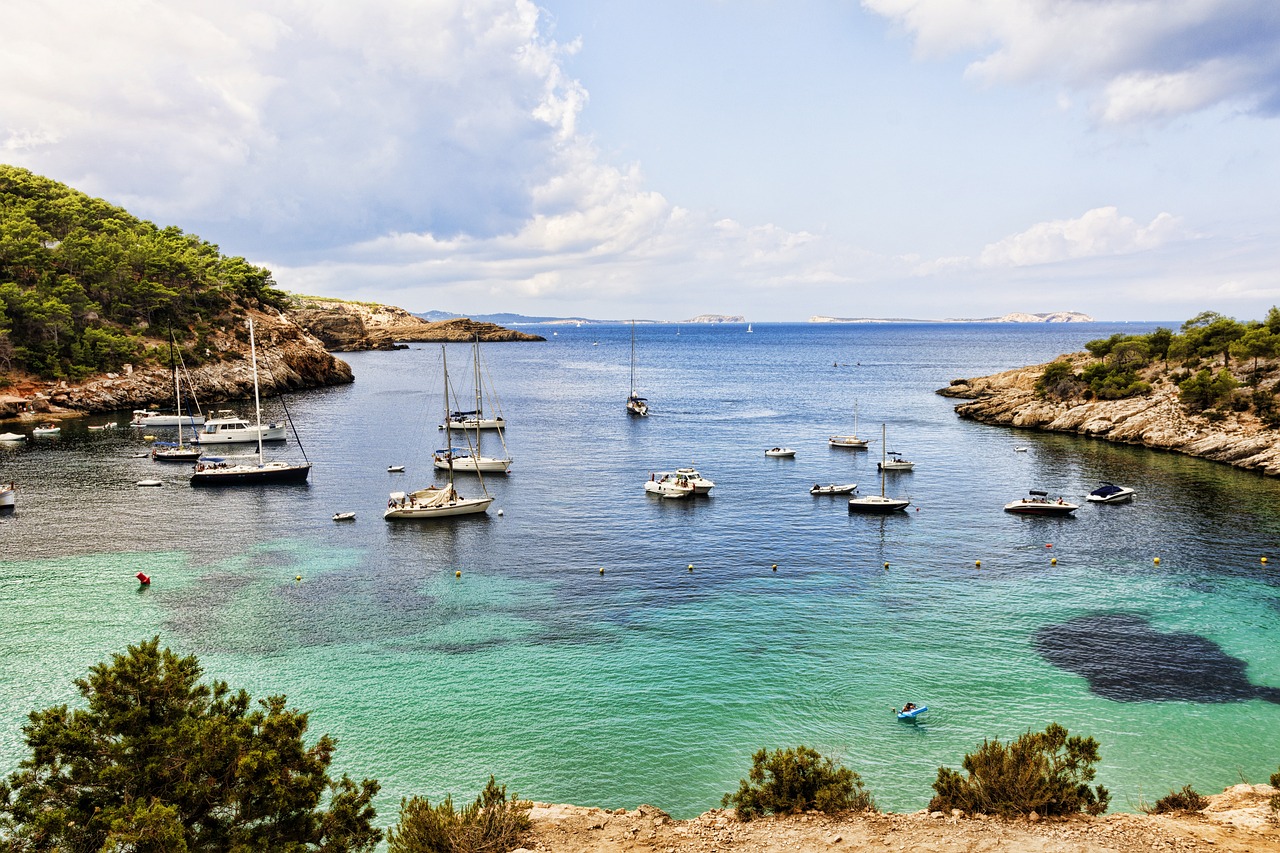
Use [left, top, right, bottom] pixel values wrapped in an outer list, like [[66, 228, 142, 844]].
[[171, 332, 205, 419], [255, 338, 310, 466], [444, 351, 488, 496]]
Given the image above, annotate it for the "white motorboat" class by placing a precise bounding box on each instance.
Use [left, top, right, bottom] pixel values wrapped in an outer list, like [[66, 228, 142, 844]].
[[32, 423, 60, 436], [765, 447, 796, 458], [1087, 483, 1135, 504], [0, 432, 26, 442], [130, 410, 205, 428], [387, 465, 405, 473], [333, 511, 356, 521], [190, 319, 310, 486], [829, 403, 868, 448], [878, 451, 914, 471], [1004, 489, 1079, 515], [627, 320, 650, 417], [849, 425, 910, 513], [674, 466, 715, 494], [811, 483, 857, 495], [192, 413, 287, 444], [0, 482, 15, 508], [387, 346, 493, 521], [136, 479, 163, 487], [644, 471, 694, 499], [436, 338, 512, 473]]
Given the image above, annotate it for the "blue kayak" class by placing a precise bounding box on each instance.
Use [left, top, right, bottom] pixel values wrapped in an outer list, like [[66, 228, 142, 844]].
[[896, 705, 928, 720]]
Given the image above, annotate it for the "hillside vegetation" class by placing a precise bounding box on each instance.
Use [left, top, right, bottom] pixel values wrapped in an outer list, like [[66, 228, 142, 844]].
[[1036, 310, 1280, 426], [0, 165, 287, 383]]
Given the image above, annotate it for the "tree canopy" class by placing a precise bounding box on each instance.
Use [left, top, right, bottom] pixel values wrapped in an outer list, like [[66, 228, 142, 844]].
[[0, 165, 288, 381], [0, 637, 381, 852]]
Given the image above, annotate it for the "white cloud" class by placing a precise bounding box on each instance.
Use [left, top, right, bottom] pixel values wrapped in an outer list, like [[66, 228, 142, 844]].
[[978, 207, 1185, 267], [862, 0, 1280, 123]]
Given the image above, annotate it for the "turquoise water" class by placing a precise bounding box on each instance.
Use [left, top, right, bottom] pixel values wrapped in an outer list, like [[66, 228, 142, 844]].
[[2, 322, 1278, 822]]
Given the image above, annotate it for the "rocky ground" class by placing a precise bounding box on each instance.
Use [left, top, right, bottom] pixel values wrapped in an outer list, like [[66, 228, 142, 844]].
[[939, 354, 1280, 476], [287, 297, 544, 350], [522, 784, 1278, 852]]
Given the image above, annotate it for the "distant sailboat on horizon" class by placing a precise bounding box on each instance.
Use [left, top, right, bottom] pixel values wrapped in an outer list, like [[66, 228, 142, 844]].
[[747, 323, 753, 333]]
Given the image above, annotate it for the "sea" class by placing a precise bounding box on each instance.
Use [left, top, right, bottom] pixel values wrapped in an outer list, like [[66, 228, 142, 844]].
[[2, 321, 1279, 822]]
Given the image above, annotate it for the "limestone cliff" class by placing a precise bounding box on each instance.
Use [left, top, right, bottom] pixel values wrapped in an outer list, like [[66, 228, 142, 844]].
[[287, 297, 544, 350], [939, 354, 1280, 475], [1, 309, 352, 419]]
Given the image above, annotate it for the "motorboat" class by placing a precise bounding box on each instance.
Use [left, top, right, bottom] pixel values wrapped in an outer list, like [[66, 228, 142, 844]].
[[387, 465, 405, 473], [386, 346, 493, 520], [878, 451, 914, 471], [1004, 489, 1079, 515], [829, 403, 868, 448], [811, 483, 857, 495], [626, 320, 650, 417], [136, 479, 163, 487], [0, 482, 15, 508], [333, 511, 356, 521], [32, 423, 60, 436], [190, 319, 311, 487], [644, 471, 695, 499], [1087, 483, 1135, 504], [849, 425, 911, 513], [0, 432, 26, 442], [674, 466, 715, 494], [765, 447, 796, 458], [130, 410, 205, 428], [192, 414, 287, 444]]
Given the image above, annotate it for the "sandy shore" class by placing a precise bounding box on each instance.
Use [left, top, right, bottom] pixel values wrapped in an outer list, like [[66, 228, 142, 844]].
[[521, 784, 1278, 852]]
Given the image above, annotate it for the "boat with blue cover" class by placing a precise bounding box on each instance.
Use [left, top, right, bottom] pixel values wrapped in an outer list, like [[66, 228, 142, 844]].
[[1087, 482, 1135, 504], [896, 704, 927, 720]]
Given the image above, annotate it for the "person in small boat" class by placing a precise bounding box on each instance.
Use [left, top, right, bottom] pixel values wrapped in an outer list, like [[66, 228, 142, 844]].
[[900, 702, 917, 714]]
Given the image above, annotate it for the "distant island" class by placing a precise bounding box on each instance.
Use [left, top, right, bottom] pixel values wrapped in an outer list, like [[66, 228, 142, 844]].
[[809, 311, 1095, 324], [416, 311, 746, 325]]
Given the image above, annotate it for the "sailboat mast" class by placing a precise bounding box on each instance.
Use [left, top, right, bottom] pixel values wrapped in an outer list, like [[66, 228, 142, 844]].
[[880, 423, 887, 497], [442, 345, 455, 488], [249, 318, 264, 468], [170, 334, 185, 450], [630, 320, 636, 394]]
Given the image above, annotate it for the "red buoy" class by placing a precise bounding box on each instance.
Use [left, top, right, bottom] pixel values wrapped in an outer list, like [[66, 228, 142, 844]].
[[136, 572, 151, 585]]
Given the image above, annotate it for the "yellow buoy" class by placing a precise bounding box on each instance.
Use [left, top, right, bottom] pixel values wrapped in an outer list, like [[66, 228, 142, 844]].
[[1050, 558, 1057, 565], [295, 575, 302, 581], [688, 564, 694, 572], [883, 562, 890, 570], [599, 567, 605, 575], [975, 560, 981, 568], [1153, 557, 1161, 565], [1262, 556, 1268, 564], [771, 564, 778, 571], [455, 570, 462, 577]]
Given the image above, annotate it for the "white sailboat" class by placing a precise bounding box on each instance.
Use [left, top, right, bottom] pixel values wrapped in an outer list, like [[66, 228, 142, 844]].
[[828, 402, 868, 448], [435, 337, 512, 474], [848, 424, 910, 513], [386, 347, 494, 520], [152, 334, 203, 463], [627, 320, 649, 416], [190, 318, 311, 486]]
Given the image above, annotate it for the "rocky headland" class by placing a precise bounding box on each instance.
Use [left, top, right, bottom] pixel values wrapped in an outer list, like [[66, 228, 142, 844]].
[[288, 297, 544, 350], [939, 352, 1280, 475], [524, 784, 1278, 852]]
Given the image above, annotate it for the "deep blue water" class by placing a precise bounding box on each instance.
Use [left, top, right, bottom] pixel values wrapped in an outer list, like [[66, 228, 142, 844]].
[[2, 321, 1278, 823]]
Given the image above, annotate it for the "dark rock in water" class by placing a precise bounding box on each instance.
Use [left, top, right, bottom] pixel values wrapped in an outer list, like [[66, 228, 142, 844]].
[[1034, 612, 1280, 704]]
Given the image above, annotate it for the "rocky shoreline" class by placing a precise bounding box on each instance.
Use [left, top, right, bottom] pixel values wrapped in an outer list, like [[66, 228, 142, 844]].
[[524, 784, 1278, 852], [287, 297, 544, 350], [939, 353, 1280, 476]]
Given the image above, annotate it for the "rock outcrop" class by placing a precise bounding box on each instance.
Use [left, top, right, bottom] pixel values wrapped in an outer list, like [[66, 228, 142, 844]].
[[1, 309, 352, 419], [287, 298, 544, 350], [940, 354, 1280, 475]]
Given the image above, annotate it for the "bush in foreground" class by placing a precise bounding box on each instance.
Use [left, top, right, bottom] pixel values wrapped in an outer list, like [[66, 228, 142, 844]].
[[929, 723, 1109, 818], [1146, 785, 1208, 814], [0, 637, 381, 852], [387, 776, 530, 853], [722, 745, 875, 820]]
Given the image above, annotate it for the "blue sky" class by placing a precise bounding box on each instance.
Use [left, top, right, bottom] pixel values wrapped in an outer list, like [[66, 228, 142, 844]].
[[3, 0, 1280, 321]]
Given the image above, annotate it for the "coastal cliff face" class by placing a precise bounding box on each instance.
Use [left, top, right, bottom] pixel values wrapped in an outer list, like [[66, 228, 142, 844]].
[[288, 298, 544, 350], [940, 354, 1280, 475], [0, 309, 352, 419]]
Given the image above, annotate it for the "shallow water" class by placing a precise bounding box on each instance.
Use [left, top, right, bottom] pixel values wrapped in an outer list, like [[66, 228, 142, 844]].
[[2, 322, 1277, 819]]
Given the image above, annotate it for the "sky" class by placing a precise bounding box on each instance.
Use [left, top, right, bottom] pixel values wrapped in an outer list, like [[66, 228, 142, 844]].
[[3, 0, 1280, 322]]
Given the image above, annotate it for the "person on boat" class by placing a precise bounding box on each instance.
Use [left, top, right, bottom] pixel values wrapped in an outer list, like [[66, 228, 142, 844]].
[[900, 702, 917, 714]]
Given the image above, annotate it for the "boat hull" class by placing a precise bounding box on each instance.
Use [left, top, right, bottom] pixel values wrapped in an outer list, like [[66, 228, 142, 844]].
[[848, 496, 910, 513], [811, 484, 857, 495], [0, 485, 15, 508], [878, 462, 914, 471], [152, 448, 203, 463], [644, 481, 692, 499], [434, 456, 511, 473], [384, 496, 493, 519], [1004, 501, 1078, 515], [131, 414, 206, 427], [828, 436, 867, 448], [441, 418, 505, 431], [897, 705, 928, 721], [193, 424, 287, 444], [190, 462, 311, 486], [1087, 493, 1133, 504]]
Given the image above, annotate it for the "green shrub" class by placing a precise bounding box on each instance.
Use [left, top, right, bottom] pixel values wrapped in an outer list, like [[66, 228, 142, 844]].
[[928, 723, 1109, 817], [1036, 360, 1083, 399], [1270, 767, 1280, 787], [1147, 785, 1208, 814], [387, 776, 530, 853], [722, 745, 874, 820]]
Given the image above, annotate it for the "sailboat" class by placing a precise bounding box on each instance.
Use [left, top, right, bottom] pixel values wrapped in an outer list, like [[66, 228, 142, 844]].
[[627, 320, 649, 416], [190, 318, 311, 486], [435, 337, 512, 474], [152, 334, 203, 462], [828, 402, 868, 449], [386, 346, 494, 520], [439, 340, 505, 431], [848, 424, 910, 513], [747, 323, 753, 333]]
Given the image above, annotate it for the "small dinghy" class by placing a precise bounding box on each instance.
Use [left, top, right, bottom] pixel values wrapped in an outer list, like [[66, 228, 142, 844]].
[[136, 480, 163, 487], [333, 511, 356, 521], [810, 483, 857, 495], [765, 447, 796, 458], [896, 704, 927, 721], [387, 465, 405, 473]]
